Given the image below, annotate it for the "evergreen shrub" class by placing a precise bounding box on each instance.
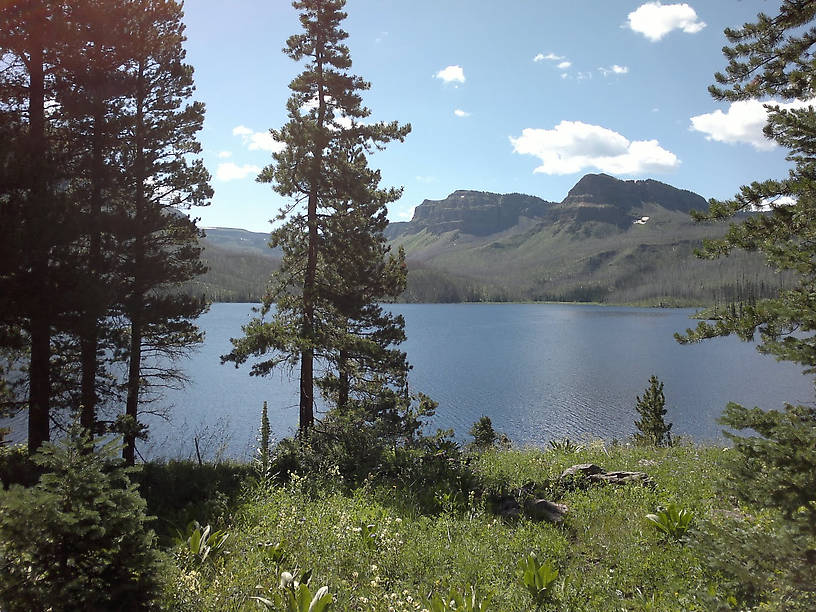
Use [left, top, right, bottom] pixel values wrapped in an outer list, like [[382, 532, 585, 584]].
[[0, 423, 162, 611]]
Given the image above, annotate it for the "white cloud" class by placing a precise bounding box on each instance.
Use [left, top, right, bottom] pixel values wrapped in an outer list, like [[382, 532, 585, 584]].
[[435, 65, 465, 84], [395, 207, 415, 221], [690, 99, 816, 150], [600, 64, 629, 76], [415, 175, 437, 183], [232, 125, 285, 153], [454, 109, 470, 117], [248, 131, 285, 152], [627, 2, 706, 41], [535, 52, 569, 68], [510, 120, 679, 175], [217, 151, 233, 159], [216, 162, 260, 182]]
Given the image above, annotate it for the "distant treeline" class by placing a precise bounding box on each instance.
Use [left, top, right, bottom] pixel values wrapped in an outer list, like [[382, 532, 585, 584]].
[[182, 242, 279, 303], [194, 235, 787, 307], [400, 249, 787, 306]]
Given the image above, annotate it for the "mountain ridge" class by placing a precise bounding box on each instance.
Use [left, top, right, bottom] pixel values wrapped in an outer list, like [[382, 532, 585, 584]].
[[198, 174, 783, 305], [388, 173, 709, 240]]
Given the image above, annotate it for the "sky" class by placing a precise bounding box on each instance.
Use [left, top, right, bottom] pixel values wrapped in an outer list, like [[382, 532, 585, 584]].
[[179, 0, 795, 232]]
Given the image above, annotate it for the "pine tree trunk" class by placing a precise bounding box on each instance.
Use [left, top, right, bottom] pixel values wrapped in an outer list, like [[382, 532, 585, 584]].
[[124, 61, 146, 465], [123, 307, 141, 465], [338, 349, 349, 411], [26, 5, 50, 453], [80, 102, 105, 433], [28, 312, 50, 452], [300, 189, 317, 433], [298, 42, 328, 434]]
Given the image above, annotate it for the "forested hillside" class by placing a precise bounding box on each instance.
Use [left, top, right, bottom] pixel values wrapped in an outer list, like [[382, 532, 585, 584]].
[[185, 228, 279, 302], [199, 175, 784, 305]]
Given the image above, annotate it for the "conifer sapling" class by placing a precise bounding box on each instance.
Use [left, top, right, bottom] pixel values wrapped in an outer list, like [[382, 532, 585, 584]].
[[633, 375, 672, 447]]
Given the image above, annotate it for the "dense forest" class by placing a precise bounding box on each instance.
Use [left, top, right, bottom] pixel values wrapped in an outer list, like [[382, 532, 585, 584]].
[[1, 0, 816, 610]]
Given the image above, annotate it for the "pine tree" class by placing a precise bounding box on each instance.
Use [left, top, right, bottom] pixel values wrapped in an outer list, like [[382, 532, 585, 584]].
[[0, 421, 161, 610], [223, 0, 410, 435], [0, 0, 80, 452], [675, 2, 816, 604], [116, 0, 211, 465], [257, 400, 271, 477], [57, 0, 144, 433], [633, 375, 672, 447], [2, 1, 209, 457]]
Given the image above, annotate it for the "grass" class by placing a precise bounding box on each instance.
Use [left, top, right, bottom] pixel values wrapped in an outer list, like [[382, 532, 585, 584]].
[[155, 442, 737, 611]]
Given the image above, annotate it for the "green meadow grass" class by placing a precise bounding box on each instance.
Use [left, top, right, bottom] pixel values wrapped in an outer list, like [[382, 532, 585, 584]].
[[157, 443, 736, 611]]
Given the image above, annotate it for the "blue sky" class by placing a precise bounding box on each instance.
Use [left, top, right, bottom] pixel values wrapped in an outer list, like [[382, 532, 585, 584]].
[[181, 0, 793, 232]]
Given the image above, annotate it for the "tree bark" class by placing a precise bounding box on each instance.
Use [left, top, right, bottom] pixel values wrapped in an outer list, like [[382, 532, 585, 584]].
[[338, 349, 349, 411], [26, 2, 50, 453], [298, 38, 328, 435], [124, 58, 146, 465], [123, 307, 141, 465], [79, 101, 105, 433]]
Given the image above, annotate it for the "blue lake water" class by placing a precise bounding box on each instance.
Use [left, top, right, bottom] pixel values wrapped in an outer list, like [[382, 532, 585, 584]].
[[134, 302, 813, 460], [4, 302, 813, 459]]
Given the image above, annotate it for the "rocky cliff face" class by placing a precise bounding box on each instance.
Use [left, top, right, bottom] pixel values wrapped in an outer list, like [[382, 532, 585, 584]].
[[561, 173, 707, 213], [408, 190, 554, 236], [389, 175, 708, 239]]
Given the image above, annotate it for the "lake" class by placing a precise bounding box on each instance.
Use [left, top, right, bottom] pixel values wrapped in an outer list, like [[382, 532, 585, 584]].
[[130, 302, 813, 460]]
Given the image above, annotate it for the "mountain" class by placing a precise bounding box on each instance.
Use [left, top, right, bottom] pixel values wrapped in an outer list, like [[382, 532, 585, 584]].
[[201, 227, 281, 257], [188, 228, 279, 302], [560, 173, 707, 214], [190, 175, 785, 305], [388, 173, 708, 242], [386, 190, 555, 238], [389, 174, 783, 304]]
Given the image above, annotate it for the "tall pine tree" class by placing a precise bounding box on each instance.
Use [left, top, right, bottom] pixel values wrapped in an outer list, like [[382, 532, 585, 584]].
[[58, 0, 136, 433], [116, 0, 211, 464], [676, 1, 816, 604], [1, 0, 210, 456], [223, 0, 410, 434], [0, 0, 78, 451]]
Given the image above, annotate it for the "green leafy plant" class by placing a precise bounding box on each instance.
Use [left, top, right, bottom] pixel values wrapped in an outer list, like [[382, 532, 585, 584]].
[[357, 521, 379, 550], [258, 540, 287, 571], [468, 416, 511, 451], [548, 438, 582, 453], [175, 520, 230, 563], [645, 503, 694, 540], [518, 554, 559, 608], [429, 584, 492, 611], [253, 569, 333, 611]]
